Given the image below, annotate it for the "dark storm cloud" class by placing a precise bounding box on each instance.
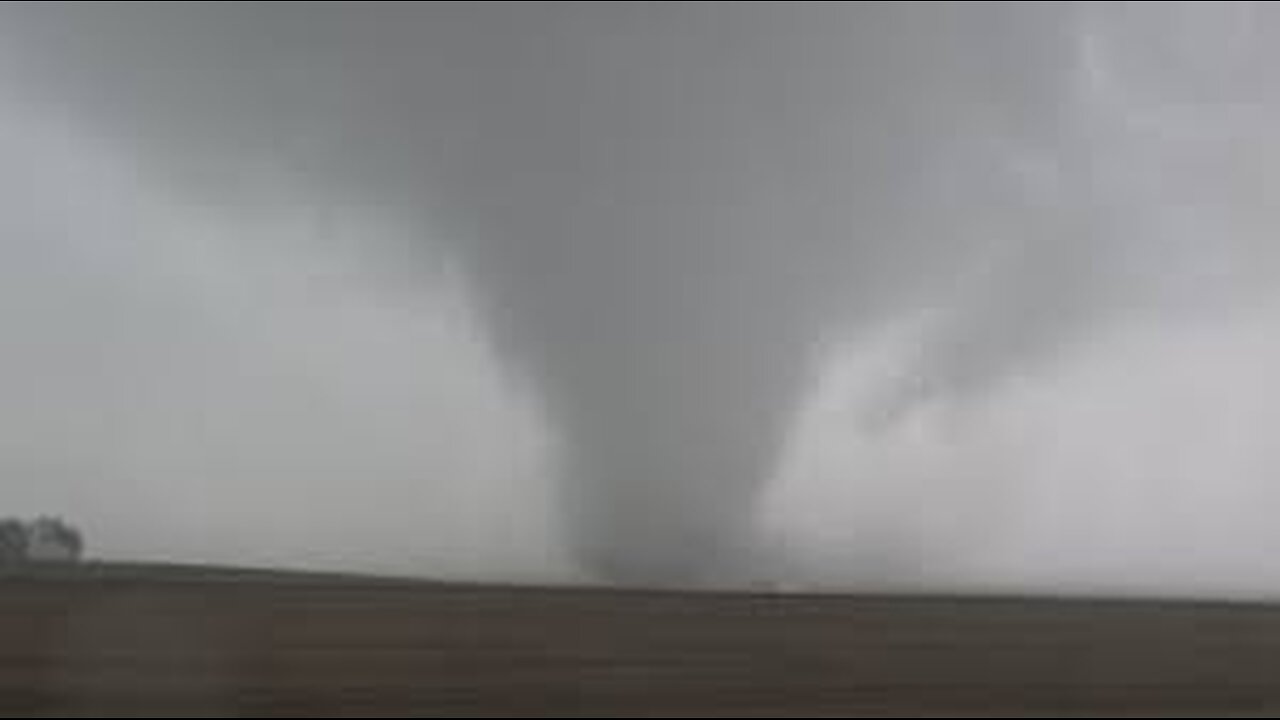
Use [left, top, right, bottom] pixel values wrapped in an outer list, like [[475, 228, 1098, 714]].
[[0, 1, 1116, 583], [5, 2, 1280, 591]]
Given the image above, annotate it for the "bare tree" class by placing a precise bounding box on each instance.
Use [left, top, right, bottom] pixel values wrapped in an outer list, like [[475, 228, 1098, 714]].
[[0, 520, 29, 563], [27, 518, 84, 563]]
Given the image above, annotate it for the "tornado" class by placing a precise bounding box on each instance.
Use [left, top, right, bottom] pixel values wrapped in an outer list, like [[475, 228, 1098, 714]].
[[0, 2, 1100, 584]]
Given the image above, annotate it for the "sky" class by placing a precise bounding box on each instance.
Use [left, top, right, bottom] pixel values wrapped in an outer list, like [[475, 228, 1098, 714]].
[[2, 2, 1280, 598]]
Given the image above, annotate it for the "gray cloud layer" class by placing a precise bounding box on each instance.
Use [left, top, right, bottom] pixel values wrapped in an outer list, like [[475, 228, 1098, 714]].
[[3, 2, 1280, 595]]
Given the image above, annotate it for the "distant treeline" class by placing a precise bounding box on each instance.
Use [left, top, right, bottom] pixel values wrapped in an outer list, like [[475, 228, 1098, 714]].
[[0, 518, 83, 563]]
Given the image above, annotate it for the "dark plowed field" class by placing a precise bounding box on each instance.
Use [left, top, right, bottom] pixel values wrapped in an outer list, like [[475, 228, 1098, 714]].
[[1, 565, 1278, 717]]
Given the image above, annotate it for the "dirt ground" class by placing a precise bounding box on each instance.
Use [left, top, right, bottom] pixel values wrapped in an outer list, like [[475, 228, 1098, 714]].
[[1, 565, 1279, 717]]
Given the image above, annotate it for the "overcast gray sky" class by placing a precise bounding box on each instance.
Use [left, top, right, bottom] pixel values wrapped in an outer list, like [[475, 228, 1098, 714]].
[[2, 1, 1280, 598]]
